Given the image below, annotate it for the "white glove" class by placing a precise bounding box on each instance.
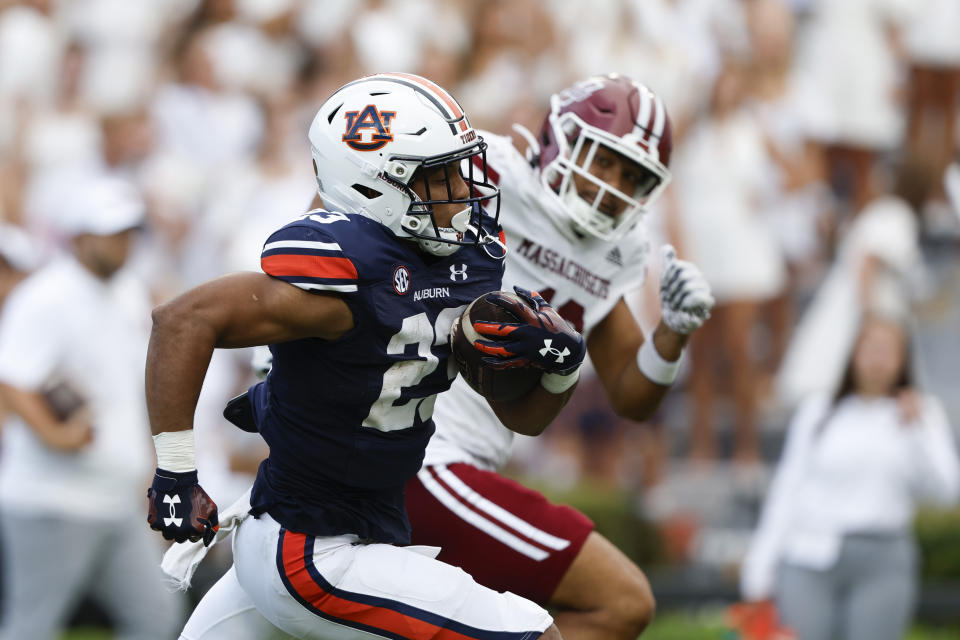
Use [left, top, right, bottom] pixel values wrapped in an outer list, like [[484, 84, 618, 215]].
[[659, 244, 714, 334]]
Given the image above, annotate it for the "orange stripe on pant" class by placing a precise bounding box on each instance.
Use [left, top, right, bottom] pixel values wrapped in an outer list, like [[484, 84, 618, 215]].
[[280, 532, 478, 640], [261, 254, 358, 280]]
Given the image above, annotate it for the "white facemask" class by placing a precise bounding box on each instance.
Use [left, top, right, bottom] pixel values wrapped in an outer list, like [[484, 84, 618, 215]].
[[560, 187, 616, 238]]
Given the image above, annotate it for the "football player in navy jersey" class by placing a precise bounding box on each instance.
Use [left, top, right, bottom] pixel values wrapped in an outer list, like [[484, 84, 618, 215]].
[[145, 73, 583, 639]]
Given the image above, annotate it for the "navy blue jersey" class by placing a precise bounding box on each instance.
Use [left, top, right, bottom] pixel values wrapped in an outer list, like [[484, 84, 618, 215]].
[[249, 210, 504, 544]]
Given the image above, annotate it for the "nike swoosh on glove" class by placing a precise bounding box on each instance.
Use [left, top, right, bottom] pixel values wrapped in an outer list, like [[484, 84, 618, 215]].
[[659, 244, 715, 334], [472, 286, 586, 374], [147, 469, 219, 546]]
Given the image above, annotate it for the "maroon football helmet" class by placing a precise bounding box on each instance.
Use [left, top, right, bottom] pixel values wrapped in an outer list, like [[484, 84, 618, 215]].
[[533, 74, 672, 240]]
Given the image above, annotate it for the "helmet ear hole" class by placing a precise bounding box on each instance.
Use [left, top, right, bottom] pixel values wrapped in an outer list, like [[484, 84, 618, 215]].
[[351, 184, 382, 199]]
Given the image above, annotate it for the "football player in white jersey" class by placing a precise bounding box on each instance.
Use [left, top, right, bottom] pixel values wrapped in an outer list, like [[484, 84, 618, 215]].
[[405, 74, 715, 640]]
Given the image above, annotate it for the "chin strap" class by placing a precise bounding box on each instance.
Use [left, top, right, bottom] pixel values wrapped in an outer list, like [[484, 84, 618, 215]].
[[468, 223, 508, 260], [416, 236, 460, 257], [402, 208, 468, 256], [401, 207, 508, 260]]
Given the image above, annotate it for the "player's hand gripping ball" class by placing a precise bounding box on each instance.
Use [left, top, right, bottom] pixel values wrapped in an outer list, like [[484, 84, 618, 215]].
[[450, 286, 586, 402]]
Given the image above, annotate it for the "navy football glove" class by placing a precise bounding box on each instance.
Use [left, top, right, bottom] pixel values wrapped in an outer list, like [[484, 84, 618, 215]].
[[147, 469, 219, 546], [472, 286, 586, 374]]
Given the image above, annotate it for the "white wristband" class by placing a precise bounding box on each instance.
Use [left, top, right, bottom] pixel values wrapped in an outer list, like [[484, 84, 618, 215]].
[[153, 429, 196, 473], [541, 366, 581, 394], [637, 339, 681, 386]]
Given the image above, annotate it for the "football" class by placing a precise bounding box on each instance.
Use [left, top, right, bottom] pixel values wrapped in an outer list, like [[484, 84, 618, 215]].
[[450, 291, 542, 403]]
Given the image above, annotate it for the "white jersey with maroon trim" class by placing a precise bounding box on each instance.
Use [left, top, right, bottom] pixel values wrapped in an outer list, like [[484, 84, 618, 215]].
[[425, 132, 650, 470]]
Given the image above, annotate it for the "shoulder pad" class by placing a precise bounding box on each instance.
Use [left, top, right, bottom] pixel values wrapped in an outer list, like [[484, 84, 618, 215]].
[[260, 211, 360, 294]]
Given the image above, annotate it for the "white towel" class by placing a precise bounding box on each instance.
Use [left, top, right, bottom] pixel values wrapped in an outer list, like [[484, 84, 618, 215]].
[[160, 487, 252, 591]]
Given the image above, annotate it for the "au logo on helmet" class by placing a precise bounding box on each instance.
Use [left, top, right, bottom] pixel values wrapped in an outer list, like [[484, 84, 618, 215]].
[[342, 105, 396, 151]]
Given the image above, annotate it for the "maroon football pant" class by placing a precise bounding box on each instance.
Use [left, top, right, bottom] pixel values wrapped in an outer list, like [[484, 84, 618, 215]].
[[405, 463, 594, 604]]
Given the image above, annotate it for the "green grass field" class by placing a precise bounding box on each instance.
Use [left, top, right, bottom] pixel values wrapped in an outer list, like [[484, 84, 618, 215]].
[[60, 609, 960, 639]]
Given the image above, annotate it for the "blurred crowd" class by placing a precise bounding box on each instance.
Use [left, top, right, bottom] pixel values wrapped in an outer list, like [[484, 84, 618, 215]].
[[1, 0, 960, 632], [2, 0, 959, 492]]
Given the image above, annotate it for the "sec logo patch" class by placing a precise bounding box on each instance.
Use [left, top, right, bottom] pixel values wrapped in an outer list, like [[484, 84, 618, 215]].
[[393, 265, 410, 295]]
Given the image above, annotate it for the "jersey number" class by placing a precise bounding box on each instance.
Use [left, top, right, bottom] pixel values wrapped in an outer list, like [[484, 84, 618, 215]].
[[300, 209, 349, 224], [539, 288, 585, 333], [362, 307, 465, 431]]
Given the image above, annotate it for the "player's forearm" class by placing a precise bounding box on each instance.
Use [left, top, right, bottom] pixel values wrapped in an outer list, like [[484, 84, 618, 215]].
[[145, 299, 219, 436], [488, 381, 577, 436], [608, 323, 687, 421], [652, 320, 688, 360], [608, 369, 667, 421]]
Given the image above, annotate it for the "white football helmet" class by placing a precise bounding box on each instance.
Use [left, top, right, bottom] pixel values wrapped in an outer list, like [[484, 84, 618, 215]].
[[308, 73, 501, 256], [526, 74, 673, 241]]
